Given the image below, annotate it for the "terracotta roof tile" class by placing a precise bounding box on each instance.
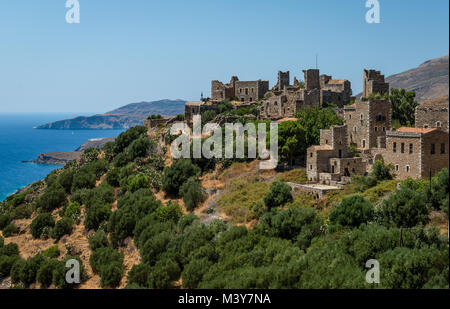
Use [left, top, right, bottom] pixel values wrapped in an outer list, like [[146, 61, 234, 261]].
[[396, 127, 437, 134]]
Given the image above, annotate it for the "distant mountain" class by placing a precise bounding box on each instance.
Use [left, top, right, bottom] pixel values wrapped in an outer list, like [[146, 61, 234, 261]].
[[386, 55, 448, 102], [35, 99, 187, 130]]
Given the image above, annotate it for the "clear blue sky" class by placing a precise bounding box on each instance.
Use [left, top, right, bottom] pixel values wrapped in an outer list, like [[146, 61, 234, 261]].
[[0, 0, 448, 113]]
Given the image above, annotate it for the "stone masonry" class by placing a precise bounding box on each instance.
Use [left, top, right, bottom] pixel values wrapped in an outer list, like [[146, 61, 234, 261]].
[[415, 96, 449, 132]]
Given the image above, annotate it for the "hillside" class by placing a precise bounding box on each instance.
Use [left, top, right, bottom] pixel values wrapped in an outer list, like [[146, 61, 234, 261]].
[[356, 55, 449, 101], [35, 99, 186, 130]]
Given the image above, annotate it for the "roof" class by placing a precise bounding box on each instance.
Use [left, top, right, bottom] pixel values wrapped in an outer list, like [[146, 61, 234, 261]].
[[277, 118, 298, 123], [396, 127, 437, 134]]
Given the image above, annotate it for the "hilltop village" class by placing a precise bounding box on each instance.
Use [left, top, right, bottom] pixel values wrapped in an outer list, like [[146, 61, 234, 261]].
[[1, 66, 449, 290], [147, 68, 449, 188]]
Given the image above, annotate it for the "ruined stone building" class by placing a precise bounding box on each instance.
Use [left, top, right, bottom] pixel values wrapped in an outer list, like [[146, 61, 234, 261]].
[[211, 76, 269, 103], [307, 125, 366, 184], [362, 69, 389, 98], [260, 69, 353, 120], [415, 96, 449, 132], [184, 101, 218, 125], [344, 98, 391, 150]]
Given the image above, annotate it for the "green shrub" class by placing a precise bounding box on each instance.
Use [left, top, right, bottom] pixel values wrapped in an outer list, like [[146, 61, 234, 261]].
[[182, 258, 212, 289], [106, 168, 121, 187], [100, 262, 124, 288], [0, 242, 19, 256], [155, 202, 183, 223], [127, 173, 151, 193], [20, 254, 46, 286], [64, 202, 81, 221], [51, 218, 74, 240], [180, 177, 206, 211], [58, 168, 75, 193], [263, 181, 293, 210], [11, 259, 26, 283], [114, 126, 148, 155], [147, 258, 180, 289], [329, 195, 374, 231], [89, 247, 124, 274], [127, 263, 151, 287], [89, 230, 109, 251], [0, 236, 3, 248], [89, 247, 124, 288], [372, 158, 394, 181], [30, 213, 55, 239], [71, 169, 97, 191], [10, 204, 32, 220], [381, 188, 429, 228], [36, 259, 60, 288], [0, 214, 11, 230], [162, 159, 201, 196], [2, 223, 19, 237], [353, 174, 378, 192], [127, 137, 153, 161], [43, 245, 60, 259], [36, 182, 67, 212], [0, 255, 19, 278], [85, 204, 111, 231]]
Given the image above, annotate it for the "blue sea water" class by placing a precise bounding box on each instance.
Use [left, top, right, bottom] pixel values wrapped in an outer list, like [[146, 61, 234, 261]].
[[0, 113, 124, 201]]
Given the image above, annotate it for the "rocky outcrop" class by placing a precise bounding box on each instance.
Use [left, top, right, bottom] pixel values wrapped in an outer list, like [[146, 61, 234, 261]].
[[23, 137, 116, 165]]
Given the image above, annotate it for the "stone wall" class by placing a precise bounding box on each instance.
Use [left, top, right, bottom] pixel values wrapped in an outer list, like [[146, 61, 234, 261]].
[[363, 69, 389, 98], [415, 97, 449, 132]]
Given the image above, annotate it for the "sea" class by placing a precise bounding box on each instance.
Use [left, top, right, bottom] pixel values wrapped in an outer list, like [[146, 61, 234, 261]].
[[0, 113, 124, 202]]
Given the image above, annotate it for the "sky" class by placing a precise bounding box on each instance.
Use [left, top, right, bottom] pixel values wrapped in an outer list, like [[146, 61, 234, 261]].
[[0, 0, 448, 113]]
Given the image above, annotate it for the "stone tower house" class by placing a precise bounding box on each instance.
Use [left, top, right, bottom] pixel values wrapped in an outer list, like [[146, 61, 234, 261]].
[[363, 69, 389, 98]]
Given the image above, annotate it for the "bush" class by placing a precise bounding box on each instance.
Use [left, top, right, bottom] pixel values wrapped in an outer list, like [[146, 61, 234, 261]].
[[51, 218, 74, 240], [372, 158, 394, 181], [182, 258, 212, 289], [64, 202, 81, 221], [89, 247, 124, 288], [155, 202, 183, 223], [89, 230, 109, 251], [20, 254, 46, 286], [353, 175, 378, 192], [71, 170, 97, 191], [127, 137, 153, 160], [162, 159, 201, 196], [148, 258, 180, 289], [36, 259, 60, 288], [106, 168, 121, 187], [100, 262, 124, 288], [30, 213, 55, 239], [0, 236, 3, 248], [381, 188, 429, 228], [85, 204, 111, 231], [427, 168, 449, 214], [127, 173, 151, 193], [0, 214, 12, 230], [11, 259, 26, 283], [180, 177, 206, 211], [43, 245, 60, 259], [0, 242, 19, 256], [114, 126, 148, 155], [2, 223, 19, 237], [0, 255, 18, 278], [263, 181, 293, 210], [58, 168, 75, 193], [36, 182, 67, 212], [329, 195, 374, 231], [127, 263, 151, 287], [10, 204, 32, 220], [89, 247, 124, 274]]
